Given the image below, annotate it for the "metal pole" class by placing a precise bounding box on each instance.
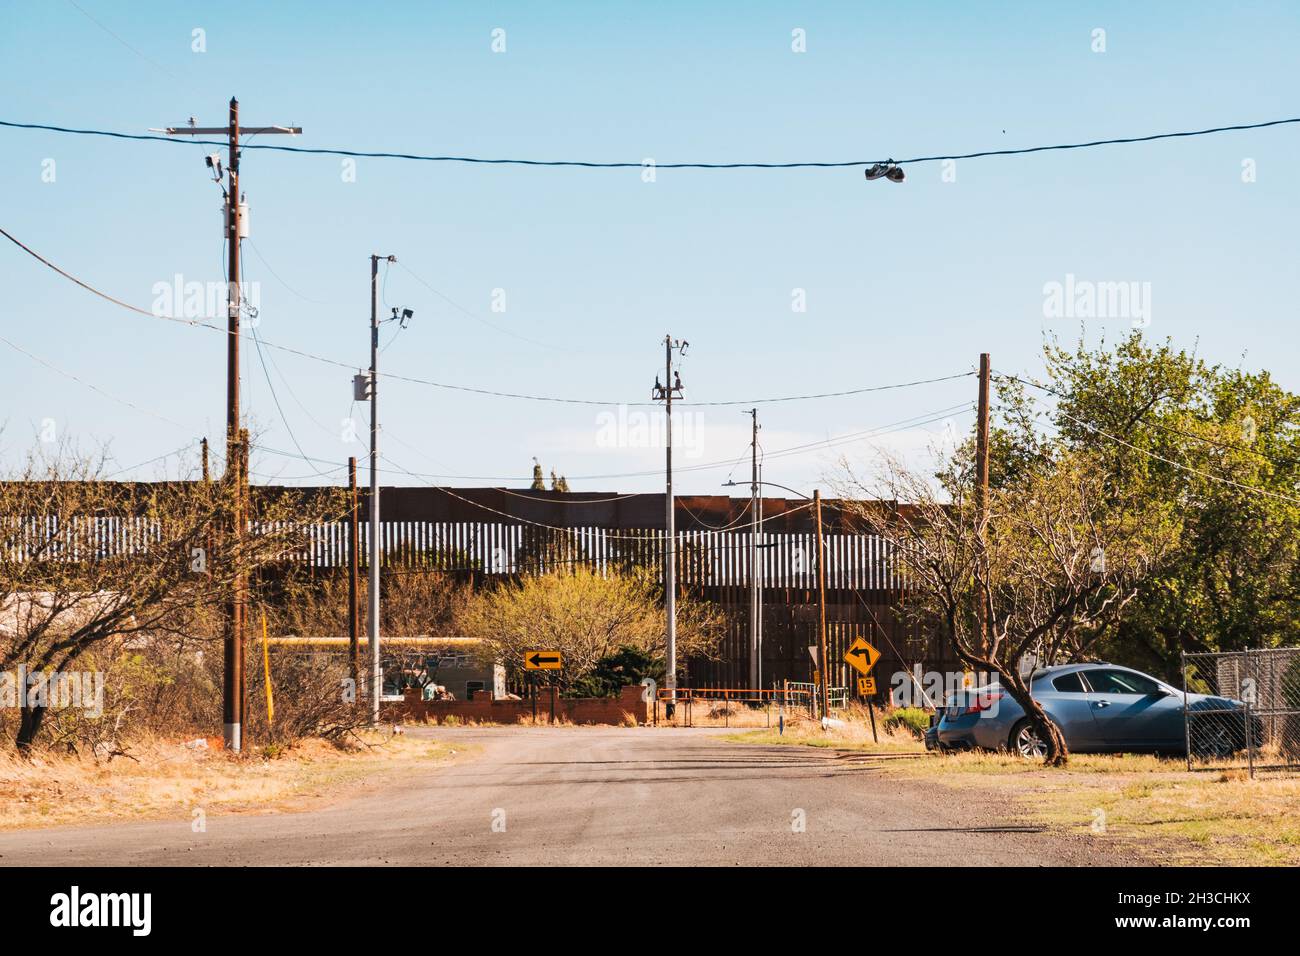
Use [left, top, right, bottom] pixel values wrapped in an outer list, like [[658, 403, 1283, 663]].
[[348, 456, 360, 698], [1181, 650, 1193, 771], [222, 97, 244, 754], [1244, 647, 1255, 779], [369, 255, 382, 726], [757, 458, 763, 691], [975, 353, 991, 652], [664, 335, 677, 715], [749, 408, 759, 692], [814, 489, 830, 719]]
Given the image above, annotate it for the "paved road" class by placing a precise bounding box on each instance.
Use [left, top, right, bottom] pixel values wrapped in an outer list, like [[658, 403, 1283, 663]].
[[0, 727, 1108, 866]]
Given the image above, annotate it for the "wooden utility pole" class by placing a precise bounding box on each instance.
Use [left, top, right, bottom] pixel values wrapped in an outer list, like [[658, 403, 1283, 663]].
[[348, 456, 360, 696], [814, 489, 830, 719], [161, 100, 302, 753], [974, 353, 992, 650], [237, 428, 250, 743]]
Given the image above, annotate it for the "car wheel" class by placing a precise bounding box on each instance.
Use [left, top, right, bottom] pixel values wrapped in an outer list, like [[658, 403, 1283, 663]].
[[1193, 719, 1240, 759], [1010, 718, 1048, 759]]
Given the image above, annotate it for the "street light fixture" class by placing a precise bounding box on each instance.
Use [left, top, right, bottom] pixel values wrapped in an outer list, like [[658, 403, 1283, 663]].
[[724, 479, 832, 718], [724, 479, 809, 499]]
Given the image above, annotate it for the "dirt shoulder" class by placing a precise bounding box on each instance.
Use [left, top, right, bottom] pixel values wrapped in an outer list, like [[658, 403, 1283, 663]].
[[881, 752, 1300, 866], [0, 732, 469, 832], [726, 723, 1300, 866]]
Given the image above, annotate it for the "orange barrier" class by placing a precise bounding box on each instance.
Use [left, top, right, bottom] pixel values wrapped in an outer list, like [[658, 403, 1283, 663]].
[[652, 685, 815, 727]]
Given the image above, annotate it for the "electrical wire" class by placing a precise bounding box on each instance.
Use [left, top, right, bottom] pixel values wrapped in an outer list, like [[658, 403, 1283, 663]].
[[395, 260, 585, 354], [0, 331, 190, 429], [244, 239, 335, 306], [235, 239, 347, 480], [996, 371, 1300, 469], [64, 1, 182, 83], [1031, 407, 1300, 506], [102, 440, 200, 479], [4, 115, 1298, 169], [371, 403, 973, 486], [1, 224, 975, 409], [381, 452, 816, 541]]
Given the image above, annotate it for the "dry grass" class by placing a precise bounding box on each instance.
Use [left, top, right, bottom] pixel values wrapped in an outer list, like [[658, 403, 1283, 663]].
[[881, 750, 1300, 865], [723, 706, 927, 753], [726, 713, 1300, 864], [0, 731, 460, 831]]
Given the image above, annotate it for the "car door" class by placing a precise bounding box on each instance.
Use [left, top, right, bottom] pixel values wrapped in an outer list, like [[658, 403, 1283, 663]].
[[1037, 670, 1100, 747], [1082, 668, 1182, 749]]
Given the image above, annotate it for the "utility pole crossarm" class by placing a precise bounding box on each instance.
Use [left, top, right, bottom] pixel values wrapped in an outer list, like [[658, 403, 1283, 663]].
[[162, 126, 302, 136]]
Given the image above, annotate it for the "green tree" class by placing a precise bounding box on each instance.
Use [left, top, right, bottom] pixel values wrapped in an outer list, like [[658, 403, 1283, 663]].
[[1032, 331, 1300, 676], [454, 566, 724, 691]]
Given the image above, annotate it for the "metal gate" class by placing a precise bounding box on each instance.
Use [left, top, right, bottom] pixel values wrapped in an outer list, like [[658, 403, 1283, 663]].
[[1182, 647, 1300, 776]]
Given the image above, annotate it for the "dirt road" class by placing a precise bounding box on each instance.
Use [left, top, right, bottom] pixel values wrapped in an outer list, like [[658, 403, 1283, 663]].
[[0, 727, 1111, 866]]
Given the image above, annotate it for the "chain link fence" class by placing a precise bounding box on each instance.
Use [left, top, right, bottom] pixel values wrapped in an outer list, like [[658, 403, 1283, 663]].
[[1182, 648, 1300, 776]]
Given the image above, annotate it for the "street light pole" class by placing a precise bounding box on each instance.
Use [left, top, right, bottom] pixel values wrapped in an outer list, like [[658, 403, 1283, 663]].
[[367, 254, 395, 726], [724, 477, 827, 713], [748, 408, 760, 692], [814, 489, 830, 719], [664, 336, 675, 713]]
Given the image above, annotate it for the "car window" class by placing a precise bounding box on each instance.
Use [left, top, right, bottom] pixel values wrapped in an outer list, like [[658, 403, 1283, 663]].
[[1051, 672, 1086, 693], [1085, 669, 1161, 695]]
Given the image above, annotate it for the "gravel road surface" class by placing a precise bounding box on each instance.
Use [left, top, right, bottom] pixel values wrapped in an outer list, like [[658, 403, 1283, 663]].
[[0, 726, 1110, 866]]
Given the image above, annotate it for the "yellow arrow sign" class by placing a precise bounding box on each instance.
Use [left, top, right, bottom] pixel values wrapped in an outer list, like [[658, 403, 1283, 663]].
[[844, 638, 881, 676], [524, 650, 563, 671]]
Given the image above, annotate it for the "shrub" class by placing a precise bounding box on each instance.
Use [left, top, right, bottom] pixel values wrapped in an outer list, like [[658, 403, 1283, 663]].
[[883, 707, 931, 739]]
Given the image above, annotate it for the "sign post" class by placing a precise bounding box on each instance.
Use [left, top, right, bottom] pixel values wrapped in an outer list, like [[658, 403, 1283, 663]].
[[845, 638, 881, 743], [524, 651, 562, 725]]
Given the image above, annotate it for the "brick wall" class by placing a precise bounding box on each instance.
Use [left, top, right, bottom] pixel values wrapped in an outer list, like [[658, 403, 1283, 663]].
[[384, 684, 649, 726]]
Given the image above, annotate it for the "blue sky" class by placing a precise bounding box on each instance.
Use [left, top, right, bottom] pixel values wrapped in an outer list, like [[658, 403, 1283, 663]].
[[1, 1, 1297, 495]]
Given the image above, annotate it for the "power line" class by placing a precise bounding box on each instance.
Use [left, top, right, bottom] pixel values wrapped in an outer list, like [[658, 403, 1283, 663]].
[[244, 239, 335, 306], [682, 372, 974, 407], [0, 331, 190, 430], [1040, 409, 1300, 506], [996, 371, 1300, 469], [102, 440, 201, 479], [371, 402, 973, 485], [1, 224, 974, 409], [4, 115, 1299, 169], [241, 243, 350, 479], [381, 452, 818, 540], [64, 0, 182, 83], [395, 260, 584, 354]]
